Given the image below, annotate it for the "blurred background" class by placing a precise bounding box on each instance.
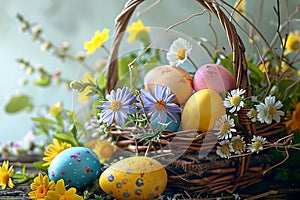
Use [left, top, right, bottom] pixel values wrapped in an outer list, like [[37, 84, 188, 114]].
[[0, 0, 299, 142]]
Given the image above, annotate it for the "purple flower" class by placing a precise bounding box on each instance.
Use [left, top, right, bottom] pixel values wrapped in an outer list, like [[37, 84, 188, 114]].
[[139, 85, 182, 123], [97, 86, 136, 126]]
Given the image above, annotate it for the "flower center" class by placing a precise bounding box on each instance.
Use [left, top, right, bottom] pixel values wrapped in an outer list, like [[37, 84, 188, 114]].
[[230, 95, 242, 106], [291, 40, 300, 50], [251, 108, 257, 117], [268, 104, 276, 116], [109, 100, 121, 111], [220, 122, 230, 134], [59, 195, 72, 200], [220, 144, 230, 154], [232, 140, 243, 151], [253, 141, 263, 150], [1, 172, 9, 184], [154, 100, 166, 112], [36, 185, 47, 198], [176, 48, 187, 60]]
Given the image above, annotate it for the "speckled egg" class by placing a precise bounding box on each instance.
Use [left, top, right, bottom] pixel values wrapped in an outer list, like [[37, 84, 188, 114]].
[[144, 65, 193, 104], [181, 89, 226, 132], [193, 64, 235, 93], [48, 147, 101, 190], [99, 156, 167, 200]]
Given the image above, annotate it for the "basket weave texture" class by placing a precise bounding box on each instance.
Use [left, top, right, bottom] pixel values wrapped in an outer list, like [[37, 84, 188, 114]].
[[105, 0, 285, 194]]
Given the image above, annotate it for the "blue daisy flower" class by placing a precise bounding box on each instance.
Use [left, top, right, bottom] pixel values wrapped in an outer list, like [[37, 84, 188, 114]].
[[97, 86, 136, 126], [139, 85, 182, 123]]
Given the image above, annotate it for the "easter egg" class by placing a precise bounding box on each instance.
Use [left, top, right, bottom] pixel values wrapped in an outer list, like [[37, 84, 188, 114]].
[[152, 113, 181, 132], [99, 156, 167, 200], [193, 64, 235, 93], [181, 89, 226, 132], [48, 147, 101, 190], [144, 65, 193, 104]]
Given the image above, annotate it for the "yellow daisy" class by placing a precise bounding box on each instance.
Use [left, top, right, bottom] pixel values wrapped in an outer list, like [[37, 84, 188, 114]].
[[84, 28, 109, 55], [286, 103, 300, 134], [92, 140, 117, 164], [28, 173, 55, 200], [49, 102, 62, 117], [42, 139, 72, 167], [0, 160, 15, 189], [127, 19, 150, 43], [284, 31, 300, 54], [234, 0, 246, 20], [45, 179, 83, 200], [78, 73, 96, 103], [298, 69, 300, 78], [258, 61, 270, 73]]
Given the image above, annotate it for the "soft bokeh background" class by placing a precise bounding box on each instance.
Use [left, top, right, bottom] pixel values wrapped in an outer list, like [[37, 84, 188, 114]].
[[0, 0, 298, 142]]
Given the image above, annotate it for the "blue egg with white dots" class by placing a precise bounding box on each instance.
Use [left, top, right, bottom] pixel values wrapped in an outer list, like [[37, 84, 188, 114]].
[[48, 146, 101, 190]]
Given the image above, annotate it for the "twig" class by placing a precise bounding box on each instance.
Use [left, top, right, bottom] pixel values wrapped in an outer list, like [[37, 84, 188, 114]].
[[129, 11, 206, 68]]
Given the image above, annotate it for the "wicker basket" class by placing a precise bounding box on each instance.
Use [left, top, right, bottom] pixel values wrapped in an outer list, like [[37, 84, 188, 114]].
[[104, 0, 286, 195]]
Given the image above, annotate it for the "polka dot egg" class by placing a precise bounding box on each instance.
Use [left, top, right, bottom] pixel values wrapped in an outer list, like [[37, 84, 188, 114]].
[[48, 146, 101, 190], [99, 156, 167, 200]]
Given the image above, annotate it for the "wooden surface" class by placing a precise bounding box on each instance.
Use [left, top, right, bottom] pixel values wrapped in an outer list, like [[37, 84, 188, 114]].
[[1, 156, 300, 199]]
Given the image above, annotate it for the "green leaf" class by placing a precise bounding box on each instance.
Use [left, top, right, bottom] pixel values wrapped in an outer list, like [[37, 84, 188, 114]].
[[53, 132, 84, 147], [219, 54, 234, 75], [12, 174, 26, 179], [31, 117, 58, 125], [34, 161, 48, 172], [5, 94, 32, 113], [34, 75, 51, 86], [247, 61, 264, 85], [97, 71, 106, 90], [278, 79, 300, 102], [118, 55, 138, 79]]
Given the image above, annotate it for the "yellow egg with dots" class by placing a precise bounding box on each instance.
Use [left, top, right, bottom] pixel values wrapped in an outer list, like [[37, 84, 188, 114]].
[[181, 89, 226, 132], [99, 156, 167, 200]]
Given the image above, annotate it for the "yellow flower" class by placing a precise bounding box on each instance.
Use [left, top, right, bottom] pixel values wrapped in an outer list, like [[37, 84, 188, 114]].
[[78, 73, 96, 103], [258, 61, 270, 73], [42, 139, 72, 167], [0, 161, 15, 189], [92, 140, 116, 164], [28, 173, 55, 199], [84, 28, 109, 55], [286, 103, 300, 133], [127, 20, 150, 43], [284, 31, 300, 54], [45, 179, 83, 200], [49, 102, 62, 117], [234, 0, 246, 20], [297, 69, 300, 78]]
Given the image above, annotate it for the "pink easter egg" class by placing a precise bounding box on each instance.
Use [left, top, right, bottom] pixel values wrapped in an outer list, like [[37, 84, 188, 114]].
[[193, 64, 235, 93]]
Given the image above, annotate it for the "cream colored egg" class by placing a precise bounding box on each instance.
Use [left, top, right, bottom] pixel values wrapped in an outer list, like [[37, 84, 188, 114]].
[[181, 89, 226, 132], [144, 65, 193, 104], [99, 156, 167, 200]]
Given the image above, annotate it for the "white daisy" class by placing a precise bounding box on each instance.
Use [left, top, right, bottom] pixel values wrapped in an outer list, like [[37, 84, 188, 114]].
[[223, 88, 246, 113], [247, 135, 267, 154], [247, 108, 258, 122], [216, 140, 232, 158], [230, 135, 246, 155], [166, 38, 192, 66], [214, 115, 236, 140], [256, 95, 284, 124]]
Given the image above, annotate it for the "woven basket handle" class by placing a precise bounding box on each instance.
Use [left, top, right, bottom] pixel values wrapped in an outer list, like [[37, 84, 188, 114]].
[[106, 0, 249, 95]]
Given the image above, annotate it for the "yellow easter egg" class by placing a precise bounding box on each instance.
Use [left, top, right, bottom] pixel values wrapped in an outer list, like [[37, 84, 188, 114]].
[[181, 89, 226, 132], [99, 156, 167, 200], [144, 65, 193, 104]]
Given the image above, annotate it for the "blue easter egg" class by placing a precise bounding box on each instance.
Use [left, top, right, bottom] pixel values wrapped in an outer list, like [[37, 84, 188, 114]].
[[152, 113, 181, 132], [48, 146, 101, 190]]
